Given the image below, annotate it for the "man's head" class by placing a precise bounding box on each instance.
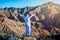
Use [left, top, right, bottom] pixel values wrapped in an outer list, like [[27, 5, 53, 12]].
[[26, 14, 29, 17], [26, 13, 33, 17]]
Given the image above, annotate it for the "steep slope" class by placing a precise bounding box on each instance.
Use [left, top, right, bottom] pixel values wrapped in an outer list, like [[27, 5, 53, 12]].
[[0, 15, 24, 38]]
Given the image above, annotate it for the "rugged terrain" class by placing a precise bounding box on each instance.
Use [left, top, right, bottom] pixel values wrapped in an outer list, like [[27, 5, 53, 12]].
[[0, 2, 60, 40]]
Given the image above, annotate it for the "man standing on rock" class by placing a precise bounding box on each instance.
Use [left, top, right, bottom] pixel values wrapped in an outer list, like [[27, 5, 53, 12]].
[[21, 14, 34, 37], [25, 14, 34, 37]]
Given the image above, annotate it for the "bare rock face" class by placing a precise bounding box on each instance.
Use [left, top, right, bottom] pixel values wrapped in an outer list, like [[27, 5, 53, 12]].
[[0, 16, 24, 38], [24, 37, 36, 40], [31, 25, 40, 37]]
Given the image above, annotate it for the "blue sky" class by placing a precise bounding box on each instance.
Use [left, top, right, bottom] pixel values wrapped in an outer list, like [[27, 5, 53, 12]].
[[0, 0, 60, 8]]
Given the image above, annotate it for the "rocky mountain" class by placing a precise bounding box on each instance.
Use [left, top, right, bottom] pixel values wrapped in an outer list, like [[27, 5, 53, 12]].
[[0, 2, 60, 39]]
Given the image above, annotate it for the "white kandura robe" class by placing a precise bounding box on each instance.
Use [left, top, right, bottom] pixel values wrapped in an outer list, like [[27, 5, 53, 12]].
[[23, 15, 33, 36]]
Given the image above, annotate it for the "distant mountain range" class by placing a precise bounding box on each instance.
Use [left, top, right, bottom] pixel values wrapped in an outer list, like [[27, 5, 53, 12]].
[[0, 2, 60, 38]]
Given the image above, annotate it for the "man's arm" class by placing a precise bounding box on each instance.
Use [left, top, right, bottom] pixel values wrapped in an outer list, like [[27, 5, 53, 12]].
[[29, 14, 34, 18], [20, 15, 25, 20]]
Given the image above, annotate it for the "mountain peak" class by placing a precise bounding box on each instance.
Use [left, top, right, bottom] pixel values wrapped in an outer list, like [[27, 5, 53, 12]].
[[42, 2, 55, 6], [47, 2, 54, 4]]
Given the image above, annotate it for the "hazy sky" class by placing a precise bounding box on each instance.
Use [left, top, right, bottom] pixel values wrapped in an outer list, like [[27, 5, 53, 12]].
[[0, 0, 60, 8]]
